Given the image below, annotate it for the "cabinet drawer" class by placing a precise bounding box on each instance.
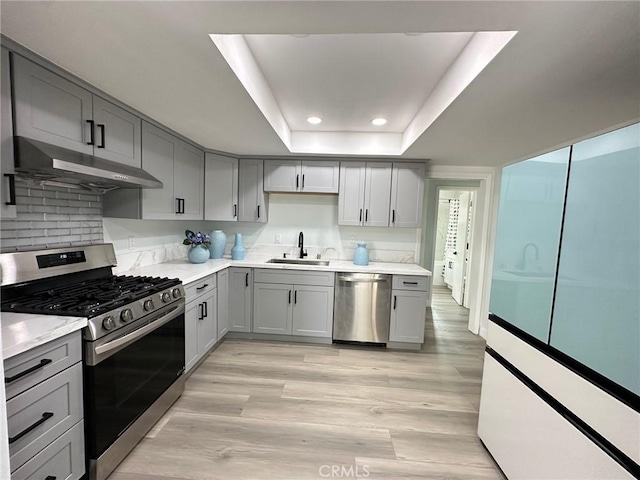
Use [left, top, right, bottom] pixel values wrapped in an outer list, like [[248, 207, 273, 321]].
[[12, 420, 85, 480], [4, 332, 82, 400], [392, 275, 429, 291], [254, 269, 335, 287], [8, 363, 83, 472], [185, 274, 216, 303]]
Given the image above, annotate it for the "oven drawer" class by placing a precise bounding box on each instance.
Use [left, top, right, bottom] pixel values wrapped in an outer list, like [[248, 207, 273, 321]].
[[11, 420, 85, 480], [185, 274, 216, 303], [7, 363, 83, 472], [392, 275, 429, 291], [4, 331, 82, 400]]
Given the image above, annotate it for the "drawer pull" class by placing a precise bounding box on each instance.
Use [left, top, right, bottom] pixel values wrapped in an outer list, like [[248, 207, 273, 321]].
[[46, 477, 57, 480], [403, 281, 419, 285], [9, 412, 53, 444], [196, 284, 209, 291], [5, 358, 52, 384]]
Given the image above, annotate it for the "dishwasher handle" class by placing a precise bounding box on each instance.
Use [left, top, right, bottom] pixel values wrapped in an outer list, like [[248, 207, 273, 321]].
[[337, 273, 390, 283]]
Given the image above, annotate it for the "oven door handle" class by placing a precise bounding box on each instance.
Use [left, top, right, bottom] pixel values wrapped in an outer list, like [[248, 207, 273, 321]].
[[90, 303, 185, 365]]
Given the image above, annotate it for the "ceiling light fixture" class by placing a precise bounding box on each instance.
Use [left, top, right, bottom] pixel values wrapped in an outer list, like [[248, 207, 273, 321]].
[[371, 118, 387, 126], [307, 116, 322, 125]]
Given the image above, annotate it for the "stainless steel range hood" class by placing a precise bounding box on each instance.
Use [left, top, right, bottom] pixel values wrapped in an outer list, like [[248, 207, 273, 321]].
[[13, 136, 162, 193]]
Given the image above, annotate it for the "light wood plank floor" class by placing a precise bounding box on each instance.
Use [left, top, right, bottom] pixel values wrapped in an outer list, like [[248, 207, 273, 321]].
[[111, 286, 502, 480]]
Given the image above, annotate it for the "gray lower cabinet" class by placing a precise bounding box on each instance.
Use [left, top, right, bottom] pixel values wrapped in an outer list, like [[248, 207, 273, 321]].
[[1, 47, 16, 219], [228, 267, 253, 332], [4, 331, 84, 479], [390, 277, 428, 344], [217, 269, 229, 339], [253, 270, 334, 338], [292, 285, 334, 338], [184, 275, 217, 373], [253, 283, 293, 335]]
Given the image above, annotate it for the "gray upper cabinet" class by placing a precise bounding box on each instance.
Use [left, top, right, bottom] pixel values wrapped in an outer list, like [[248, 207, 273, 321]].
[[174, 140, 204, 220], [141, 121, 203, 220], [205, 153, 239, 221], [91, 96, 142, 168], [389, 163, 425, 228], [338, 162, 391, 227], [12, 55, 141, 167], [264, 160, 299, 192], [1, 48, 16, 219], [238, 159, 267, 223], [264, 160, 339, 193]]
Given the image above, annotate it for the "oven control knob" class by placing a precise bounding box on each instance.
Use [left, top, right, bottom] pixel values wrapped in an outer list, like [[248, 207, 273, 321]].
[[120, 309, 133, 323], [161, 292, 171, 303], [172, 288, 182, 299], [102, 316, 116, 331], [144, 299, 155, 311]]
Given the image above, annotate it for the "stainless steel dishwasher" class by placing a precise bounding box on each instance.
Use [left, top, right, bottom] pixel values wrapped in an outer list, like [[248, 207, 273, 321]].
[[333, 272, 392, 344]]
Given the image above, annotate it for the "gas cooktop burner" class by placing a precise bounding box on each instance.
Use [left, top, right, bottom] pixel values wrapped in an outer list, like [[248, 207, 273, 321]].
[[1, 275, 180, 318]]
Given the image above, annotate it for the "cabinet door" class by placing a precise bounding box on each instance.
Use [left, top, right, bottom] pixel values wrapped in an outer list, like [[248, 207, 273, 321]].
[[141, 121, 177, 219], [390, 290, 427, 343], [217, 269, 229, 339], [205, 153, 238, 221], [185, 301, 200, 373], [1, 48, 16, 219], [197, 291, 217, 356], [174, 140, 204, 220], [229, 268, 252, 332], [238, 159, 267, 223], [12, 55, 93, 154], [253, 283, 293, 335], [292, 285, 334, 338], [338, 162, 366, 226], [300, 161, 339, 193], [364, 163, 392, 227], [390, 163, 425, 228], [92, 96, 142, 168], [264, 160, 299, 192]]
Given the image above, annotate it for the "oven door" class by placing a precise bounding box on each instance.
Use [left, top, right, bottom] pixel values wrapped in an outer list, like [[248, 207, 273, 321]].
[[84, 301, 185, 459]]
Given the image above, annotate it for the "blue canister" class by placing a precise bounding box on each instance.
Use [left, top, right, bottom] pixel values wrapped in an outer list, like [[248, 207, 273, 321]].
[[188, 245, 210, 264], [353, 242, 369, 266], [209, 230, 227, 259], [231, 233, 246, 260]]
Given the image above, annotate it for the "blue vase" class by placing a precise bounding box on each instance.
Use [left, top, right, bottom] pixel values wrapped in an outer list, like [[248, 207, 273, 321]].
[[209, 230, 227, 259], [353, 242, 369, 266], [188, 245, 210, 264], [231, 233, 246, 260]]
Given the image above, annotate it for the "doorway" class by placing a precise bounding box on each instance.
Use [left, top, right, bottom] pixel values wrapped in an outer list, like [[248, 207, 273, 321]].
[[433, 188, 477, 308]]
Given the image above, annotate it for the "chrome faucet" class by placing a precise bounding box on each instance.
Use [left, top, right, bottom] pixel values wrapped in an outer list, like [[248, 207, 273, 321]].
[[298, 232, 307, 259], [517, 243, 539, 270]]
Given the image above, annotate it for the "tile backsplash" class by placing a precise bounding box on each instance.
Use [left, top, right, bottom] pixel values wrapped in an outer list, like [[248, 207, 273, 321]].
[[0, 181, 104, 252]]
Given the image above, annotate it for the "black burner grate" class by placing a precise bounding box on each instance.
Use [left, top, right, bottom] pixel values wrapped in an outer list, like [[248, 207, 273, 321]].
[[1, 275, 180, 318]]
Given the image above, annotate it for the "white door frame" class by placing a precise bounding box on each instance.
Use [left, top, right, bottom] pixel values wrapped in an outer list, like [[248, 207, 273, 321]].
[[424, 165, 498, 338]]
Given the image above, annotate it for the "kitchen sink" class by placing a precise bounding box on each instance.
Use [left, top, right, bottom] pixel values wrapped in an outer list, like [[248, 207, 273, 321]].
[[267, 258, 331, 266]]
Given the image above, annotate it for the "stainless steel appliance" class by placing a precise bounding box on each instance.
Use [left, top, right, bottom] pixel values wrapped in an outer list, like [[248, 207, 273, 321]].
[[333, 273, 392, 344], [1, 244, 185, 480]]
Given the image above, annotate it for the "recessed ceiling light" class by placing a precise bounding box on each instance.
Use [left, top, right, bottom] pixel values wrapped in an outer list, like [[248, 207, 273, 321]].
[[307, 116, 322, 125], [371, 118, 387, 126]]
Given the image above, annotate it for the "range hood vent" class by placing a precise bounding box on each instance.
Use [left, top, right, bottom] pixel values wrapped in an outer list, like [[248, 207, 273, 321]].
[[13, 137, 162, 193]]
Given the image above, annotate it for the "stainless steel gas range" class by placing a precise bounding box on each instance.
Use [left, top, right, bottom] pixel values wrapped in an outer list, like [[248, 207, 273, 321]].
[[0, 244, 186, 480]]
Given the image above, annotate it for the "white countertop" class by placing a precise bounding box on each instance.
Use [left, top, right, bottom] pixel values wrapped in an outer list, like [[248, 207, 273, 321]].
[[119, 255, 432, 285], [1, 256, 430, 360], [1, 312, 87, 360]]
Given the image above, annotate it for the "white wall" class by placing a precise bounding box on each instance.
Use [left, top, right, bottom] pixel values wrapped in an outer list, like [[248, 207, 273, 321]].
[[104, 194, 421, 272]]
